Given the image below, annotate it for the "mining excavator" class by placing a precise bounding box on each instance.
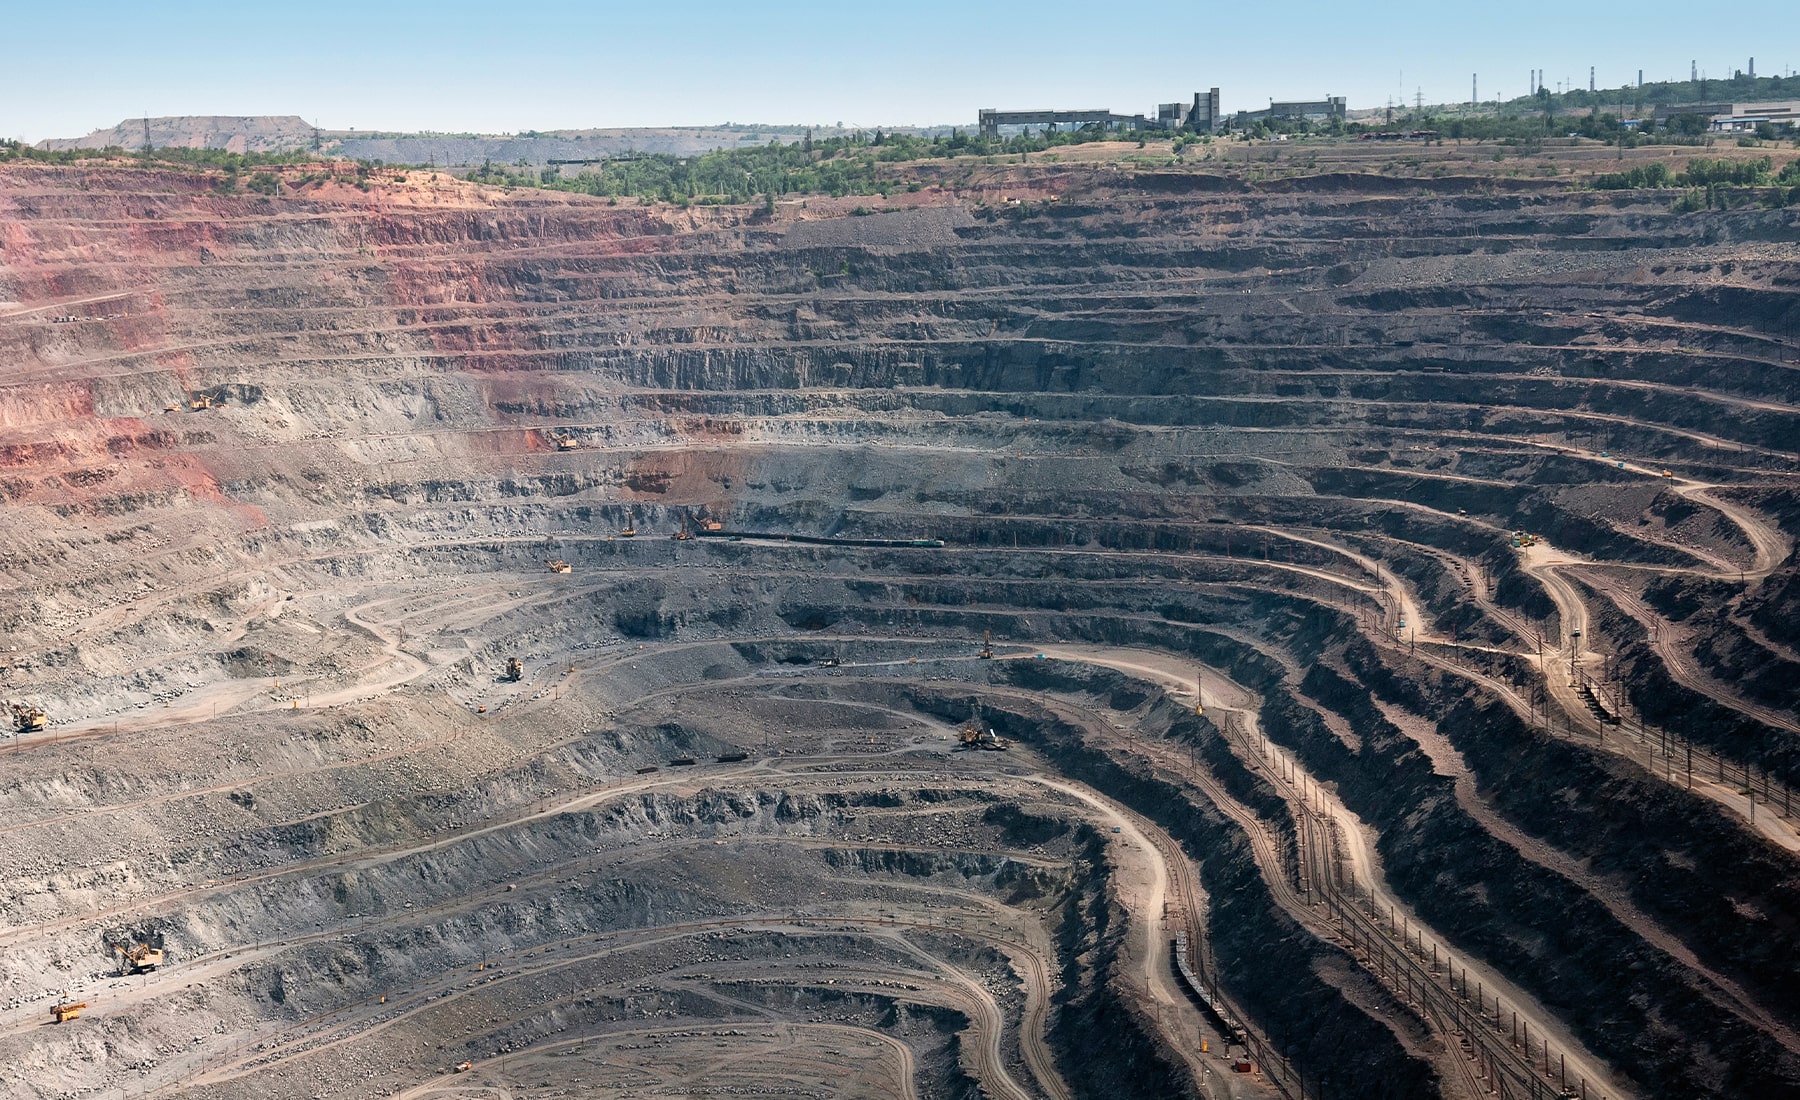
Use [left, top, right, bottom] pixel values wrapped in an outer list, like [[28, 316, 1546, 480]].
[[504, 657, 523, 682], [11, 703, 46, 733], [978, 630, 993, 660], [116, 942, 164, 974], [957, 707, 1009, 751], [555, 435, 579, 451], [188, 393, 223, 411], [546, 559, 572, 573], [672, 515, 693, 541], [50, 998, 87, 1024], [619, 515, 637, 538]]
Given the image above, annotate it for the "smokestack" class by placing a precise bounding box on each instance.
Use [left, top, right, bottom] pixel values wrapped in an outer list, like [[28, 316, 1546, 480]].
[[1691, 60, 1698, 82], [1638, 69, 1643, 87], [1749, 57, 1755, 79], [1589, 67, 1596, 92], [1472, 73, 1478, 106]]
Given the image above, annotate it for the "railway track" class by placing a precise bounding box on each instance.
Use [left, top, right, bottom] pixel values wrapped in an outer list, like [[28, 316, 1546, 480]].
[[1011, 655, 1616, 1100], [1210, 713, 1616, 1100]]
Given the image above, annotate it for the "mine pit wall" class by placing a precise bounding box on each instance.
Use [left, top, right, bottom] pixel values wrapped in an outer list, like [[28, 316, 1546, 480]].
[[12, 781, 1034, 1100], [864, 563, 1800, 1100], [1646, 582, 1800, 716], [1248, 619, 1800, 1100], [1358, 650, 1800, 1034], [1048, 876, 1198, 1100], [906, 674, 1439, 1100], [8, 164, 1800, 1097], [1740, 488, 1800, 644], [1581, 582, 1800, 786]]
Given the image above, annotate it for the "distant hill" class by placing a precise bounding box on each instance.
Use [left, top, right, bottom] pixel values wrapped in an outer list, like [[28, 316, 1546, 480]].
[[38, 115, 320, 153], [35, 116, 942, 166], [328, 126, 847, 167]]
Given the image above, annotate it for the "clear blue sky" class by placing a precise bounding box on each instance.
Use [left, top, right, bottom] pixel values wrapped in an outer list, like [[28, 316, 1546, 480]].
[[2, 0, 1792, 141]]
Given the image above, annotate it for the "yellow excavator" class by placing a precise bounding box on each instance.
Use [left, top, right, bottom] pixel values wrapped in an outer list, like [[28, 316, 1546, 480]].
[[957, 706, 1009, 751], [504, 658, 523, 683], [10, 703, 46, 733], [546, 559, 572, 574], [978, 630, 994, 660], [116, 943, 164, 974], [555, 435, 579, 451], [51, 998, 88, 1023]]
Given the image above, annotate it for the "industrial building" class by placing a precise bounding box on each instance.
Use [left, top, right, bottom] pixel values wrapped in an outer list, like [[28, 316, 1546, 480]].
[[1703, 100, 1800, 132], [1159, 89, 1222, 133], [1647, 99, 1800, 133], [977, 107, 1148, 137], [978, 88, 1222, 137], [1238, 96, 1347, 124]]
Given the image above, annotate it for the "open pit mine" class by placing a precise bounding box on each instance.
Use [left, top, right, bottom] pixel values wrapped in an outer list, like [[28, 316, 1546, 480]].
[[1, 153, 1798, 1100]]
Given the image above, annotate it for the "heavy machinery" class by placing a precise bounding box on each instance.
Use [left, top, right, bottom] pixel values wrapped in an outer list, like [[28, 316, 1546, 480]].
[[546, 559, 572, 573], [50, 999, 87, 1024], [504, 657, 523, 682], [454, 1061, 474, 1073], [1510, 531, 1539, 549], [116, 942, 164, 974], [978, 630, 993, 660], [555, 435, 579, 451], [11, 702, 46, 733], [620, 515, 637, 538], [701, 519, 723, 532], [188, 393, 223, 411], [672, 515, 693, 541], [957, 707, 1010, 751]]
